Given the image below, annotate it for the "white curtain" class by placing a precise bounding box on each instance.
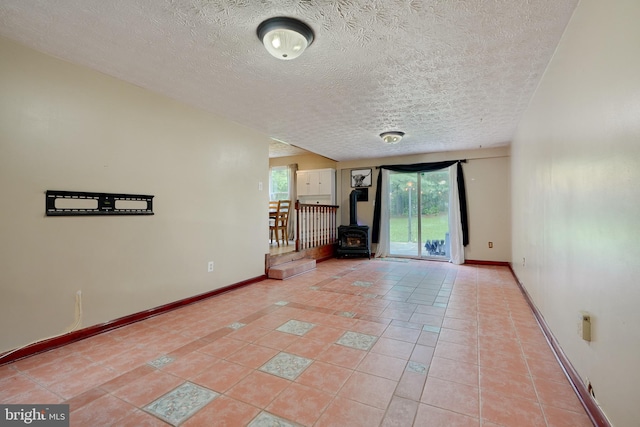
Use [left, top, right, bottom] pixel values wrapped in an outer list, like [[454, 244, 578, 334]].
[[374, 169, 391, 258], [448, 165, 465, 264]]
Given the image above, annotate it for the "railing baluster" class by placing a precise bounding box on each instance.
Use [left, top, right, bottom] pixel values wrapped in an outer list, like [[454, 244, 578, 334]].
[[293, 202, 339, 252]]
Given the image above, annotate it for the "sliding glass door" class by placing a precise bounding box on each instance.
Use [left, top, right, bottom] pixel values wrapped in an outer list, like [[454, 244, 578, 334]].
[[389, 170, 450, 259]]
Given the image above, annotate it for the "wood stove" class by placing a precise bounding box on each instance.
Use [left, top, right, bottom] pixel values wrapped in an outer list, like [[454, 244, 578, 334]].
[[337, 190, 370, 258]]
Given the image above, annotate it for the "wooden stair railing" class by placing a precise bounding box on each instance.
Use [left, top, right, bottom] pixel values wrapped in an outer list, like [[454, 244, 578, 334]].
[[295, 201, 339, 251]]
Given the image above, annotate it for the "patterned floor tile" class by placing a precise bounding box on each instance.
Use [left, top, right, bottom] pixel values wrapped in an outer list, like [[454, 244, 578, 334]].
[[248, 411, 301, 427], [407, 361, 427, 374], [336, 331, 378, 350], [228, 322, 246, 330], [144, 382, 218, 426], [352, 281, 373, 287], [259, 352, 313, 380], [276, 320, 315, 336], [147, 355, 175, 369], [336, 311, 356, 318]]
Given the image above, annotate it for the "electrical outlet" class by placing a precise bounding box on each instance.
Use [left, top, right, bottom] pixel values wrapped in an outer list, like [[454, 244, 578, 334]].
[[258, 181, 263, 191], [207, 261, 214, 272], [581, 312, 592, 341], [522, 257, 526, 267], [488, 241, 493, 248]]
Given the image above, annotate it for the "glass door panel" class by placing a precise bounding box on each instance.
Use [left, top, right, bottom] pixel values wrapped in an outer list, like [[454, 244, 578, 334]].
[[389, 172, 420, 256], [420, 170, 450, 259]]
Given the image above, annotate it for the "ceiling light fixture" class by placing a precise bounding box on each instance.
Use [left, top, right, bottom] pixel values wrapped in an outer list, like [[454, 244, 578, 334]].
[[380, 131, 405, 144], [257, 17, 314, 60]]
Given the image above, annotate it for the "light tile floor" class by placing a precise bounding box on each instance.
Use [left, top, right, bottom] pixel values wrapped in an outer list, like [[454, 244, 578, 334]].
[[0, 258, 593, 426], [269, 240, 296, 256]]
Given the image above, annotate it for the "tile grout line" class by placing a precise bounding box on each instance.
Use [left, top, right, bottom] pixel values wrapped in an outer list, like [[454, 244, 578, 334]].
[[475, 265, 484, 426], [510, 288, 551, 427]]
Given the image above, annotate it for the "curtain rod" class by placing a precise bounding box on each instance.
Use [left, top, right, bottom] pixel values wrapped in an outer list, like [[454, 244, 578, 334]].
[[375, 159, 467, 169]]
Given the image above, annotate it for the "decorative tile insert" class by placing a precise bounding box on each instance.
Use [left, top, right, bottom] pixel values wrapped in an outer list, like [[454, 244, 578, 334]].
[[433, 303, 448, 308], [249, 411, 301, 427], [259, 352, 313, 380], [276, 319, 315, 336], [336, 331, 377, 351], [228, 322, 246, 330], [351, 281, 373, 287], [147, 355, 175, 369], [422, 325, 441, 333], [336, 311, 356, 318], [144, 382, 218, 426], [407, 361, 427, 374], [274, 301, 289, 306]]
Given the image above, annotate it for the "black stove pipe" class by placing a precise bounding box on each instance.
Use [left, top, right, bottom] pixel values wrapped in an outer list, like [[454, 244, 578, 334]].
[[349, 190, 359, 225]]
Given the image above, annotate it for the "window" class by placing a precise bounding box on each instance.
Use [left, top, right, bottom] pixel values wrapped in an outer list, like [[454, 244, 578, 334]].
[[269, 166, 289, 201]]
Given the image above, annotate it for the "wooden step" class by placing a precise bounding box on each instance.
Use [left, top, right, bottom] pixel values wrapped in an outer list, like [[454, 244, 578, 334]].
[[268, 259, 316, 280]]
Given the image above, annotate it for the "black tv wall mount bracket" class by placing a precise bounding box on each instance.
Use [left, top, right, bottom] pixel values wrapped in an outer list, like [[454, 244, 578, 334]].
[[45, 190, 154, 216]]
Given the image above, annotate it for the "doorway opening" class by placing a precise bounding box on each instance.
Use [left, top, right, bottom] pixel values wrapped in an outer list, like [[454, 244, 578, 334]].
[[388, 170, 450, 259]]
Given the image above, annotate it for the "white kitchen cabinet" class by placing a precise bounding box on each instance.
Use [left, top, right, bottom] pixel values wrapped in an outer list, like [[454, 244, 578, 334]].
[[296, 168, 336, 204]]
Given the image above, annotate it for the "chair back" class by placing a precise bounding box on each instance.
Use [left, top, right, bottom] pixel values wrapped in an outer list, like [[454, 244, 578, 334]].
[[269, 200, 279, 217], [276, 200, 291, 226]]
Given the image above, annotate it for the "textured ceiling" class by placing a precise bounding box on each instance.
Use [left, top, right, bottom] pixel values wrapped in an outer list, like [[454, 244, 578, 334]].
[[268, 139, 311, 158], [0, 0, 578, 161]]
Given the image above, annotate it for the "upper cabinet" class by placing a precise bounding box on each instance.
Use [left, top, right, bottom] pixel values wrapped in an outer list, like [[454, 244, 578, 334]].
[[297, 168, 336, 204]]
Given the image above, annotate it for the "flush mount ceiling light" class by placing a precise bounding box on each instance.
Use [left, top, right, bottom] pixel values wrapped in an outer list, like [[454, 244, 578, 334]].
[[257, 17, 314, 60], [380, 131, 405, 144]]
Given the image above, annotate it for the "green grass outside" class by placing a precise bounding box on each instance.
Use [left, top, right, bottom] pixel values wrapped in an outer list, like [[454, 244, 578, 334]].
[[390, 213, 449, 243]]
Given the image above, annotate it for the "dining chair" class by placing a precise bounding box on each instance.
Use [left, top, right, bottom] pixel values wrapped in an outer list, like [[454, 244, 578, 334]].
[[269, 200, 279, 217], [270, 200, 291, 246], [269, 200, 280, 244]]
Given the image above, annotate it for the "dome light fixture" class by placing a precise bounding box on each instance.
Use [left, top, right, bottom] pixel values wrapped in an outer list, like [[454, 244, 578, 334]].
[[257, 17, 314, 60], [380, 131, 405, 144]]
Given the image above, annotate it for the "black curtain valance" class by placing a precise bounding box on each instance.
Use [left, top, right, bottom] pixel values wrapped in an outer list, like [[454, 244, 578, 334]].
[[371, 160, 468, 246]]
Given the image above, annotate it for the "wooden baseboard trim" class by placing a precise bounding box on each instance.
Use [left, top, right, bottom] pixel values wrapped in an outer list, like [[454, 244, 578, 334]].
[[316, 254, 336, 264], [464, 259, 510, 266], [0, 274, 267, 367], [507, 264, 610, 427]]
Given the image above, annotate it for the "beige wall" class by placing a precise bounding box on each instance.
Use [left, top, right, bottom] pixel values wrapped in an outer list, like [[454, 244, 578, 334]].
[[337, 147, 511, 262], [0, 37, 270, 352], [510, 0, 640, 424], [269, 153, 336, 171]]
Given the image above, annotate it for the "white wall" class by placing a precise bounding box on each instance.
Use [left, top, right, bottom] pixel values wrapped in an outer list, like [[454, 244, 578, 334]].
[[337, 146, 511, 262], [462, 155, 511, 261], [0, 37, 270, 353], [510, 0, 640, 424]]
